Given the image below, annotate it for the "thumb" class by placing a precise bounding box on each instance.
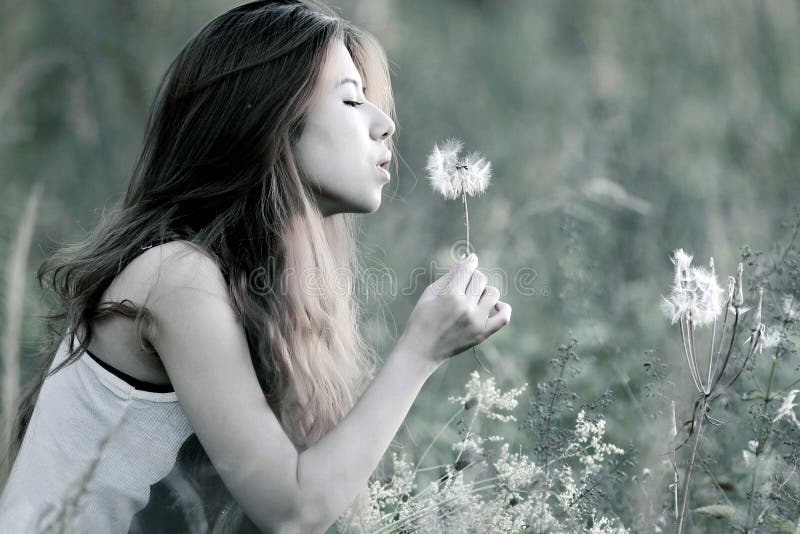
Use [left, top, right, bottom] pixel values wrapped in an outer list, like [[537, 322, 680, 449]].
[[430, 253, 474, 294]]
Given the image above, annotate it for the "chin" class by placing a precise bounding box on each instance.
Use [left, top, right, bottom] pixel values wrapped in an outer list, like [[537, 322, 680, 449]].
[[345, 192, 383, 215], [352, 201, 381, 215], [320, 190, 383, 216]]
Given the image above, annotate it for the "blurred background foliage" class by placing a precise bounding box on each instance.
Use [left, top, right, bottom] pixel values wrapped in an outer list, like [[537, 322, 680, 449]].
[[2, 0, 799, 528]]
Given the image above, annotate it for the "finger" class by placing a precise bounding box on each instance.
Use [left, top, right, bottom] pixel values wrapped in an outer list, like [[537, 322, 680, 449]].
[[477, 286, 501, 317], [484, 301, 511, 335], [429, 254, 472, 295], [465, 269, 487, 302], [451, 253, 478, 295]]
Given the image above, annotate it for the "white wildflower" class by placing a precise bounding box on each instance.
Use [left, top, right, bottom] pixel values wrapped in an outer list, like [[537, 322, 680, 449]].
[[660, 249, 726, 327], [494, 442, 542, 491], [451, 434, 485, 457], [448, 371, 528, 422], [554, 464, 579, 509], [426, 137, 492, 200], [588, 511, 629, 534], [742, 440, 758, 468], [772, 389, 800, 429], [566, 410, 625, 477]]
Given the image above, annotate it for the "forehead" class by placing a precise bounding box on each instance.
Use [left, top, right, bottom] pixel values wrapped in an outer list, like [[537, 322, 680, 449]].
[[321, 40, 364, 92]]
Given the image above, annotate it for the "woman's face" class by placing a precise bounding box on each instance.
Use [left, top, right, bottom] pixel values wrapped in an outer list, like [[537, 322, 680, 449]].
[[294, 40, 396, 216]]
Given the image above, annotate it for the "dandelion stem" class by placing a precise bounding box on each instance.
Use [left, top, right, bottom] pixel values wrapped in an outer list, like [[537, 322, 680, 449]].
[[707, 315, 717, 387], [680, 319, 703, 393], [462, 191, 470, 255], [689, 318, 708, 394], [671, 401, 679, 522], [676, 395, 707, 534], [459, 190, 493, 376]]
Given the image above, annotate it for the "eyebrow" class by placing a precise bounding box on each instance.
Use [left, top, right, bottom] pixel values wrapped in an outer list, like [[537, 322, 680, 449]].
[[338, 77, 367, 94]]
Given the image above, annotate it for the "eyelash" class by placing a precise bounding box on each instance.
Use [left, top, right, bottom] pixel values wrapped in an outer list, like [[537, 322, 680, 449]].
[[344, 100, 364, 108]]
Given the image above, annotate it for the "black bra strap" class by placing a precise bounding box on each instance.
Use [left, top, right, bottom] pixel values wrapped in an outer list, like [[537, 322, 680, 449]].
[[84, 347, 175, 393]]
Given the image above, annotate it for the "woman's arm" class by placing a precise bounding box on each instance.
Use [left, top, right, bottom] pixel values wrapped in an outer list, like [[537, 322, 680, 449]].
[[142, 243, 311, 533], [142, 243, 502, 533], [297, 339, 437, 531]]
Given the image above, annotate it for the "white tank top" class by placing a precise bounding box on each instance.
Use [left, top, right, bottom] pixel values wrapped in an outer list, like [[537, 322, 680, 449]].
[[0, 332, 242, 533]]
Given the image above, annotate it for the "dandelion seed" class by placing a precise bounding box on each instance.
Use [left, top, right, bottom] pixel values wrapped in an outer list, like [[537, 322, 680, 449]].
[[761, 327, 782, 351], [772, 389, 800, 429]]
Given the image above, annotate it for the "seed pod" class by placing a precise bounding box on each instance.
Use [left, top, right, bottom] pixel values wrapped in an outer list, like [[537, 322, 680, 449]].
[[734, 262, 744, 308]]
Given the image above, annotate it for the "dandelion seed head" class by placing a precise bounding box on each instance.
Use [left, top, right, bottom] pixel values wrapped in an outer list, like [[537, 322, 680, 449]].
[[460, 151, 492, 196], [661, 249, 726, 327], [426, 138, 492, 200]]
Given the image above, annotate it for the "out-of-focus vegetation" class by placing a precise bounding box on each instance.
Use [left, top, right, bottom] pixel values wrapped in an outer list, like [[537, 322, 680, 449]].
[[2, 0, 799, 531]]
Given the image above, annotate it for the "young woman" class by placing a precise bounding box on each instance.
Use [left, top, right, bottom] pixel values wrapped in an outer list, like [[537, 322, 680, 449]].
[[0, 1, 511, 532]]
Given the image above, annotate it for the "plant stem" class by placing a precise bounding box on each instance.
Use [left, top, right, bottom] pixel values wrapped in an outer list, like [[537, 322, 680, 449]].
[[712, 309, 740, 390], [680, 319, 703, 393], [671, 401, 679, 522], [462, 192, 470, 255], [677, 395, 707, 534], [460, 191, 492, 376], [414, 408, 465, 473], [746, 351, 779, 528]]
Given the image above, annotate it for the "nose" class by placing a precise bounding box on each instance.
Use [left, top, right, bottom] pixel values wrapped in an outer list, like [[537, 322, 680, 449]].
[[370, 108, 396, 141]]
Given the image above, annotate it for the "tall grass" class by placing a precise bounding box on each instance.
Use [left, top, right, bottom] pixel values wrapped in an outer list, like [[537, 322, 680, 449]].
[[1, 180, 43, 480]]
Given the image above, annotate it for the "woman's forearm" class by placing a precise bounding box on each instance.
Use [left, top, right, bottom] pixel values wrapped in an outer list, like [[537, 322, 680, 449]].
[[296, 342, 438, 531]]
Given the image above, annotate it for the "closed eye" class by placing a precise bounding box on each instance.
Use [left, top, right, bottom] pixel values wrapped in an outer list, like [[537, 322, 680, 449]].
[[344, 100, 364, 108]]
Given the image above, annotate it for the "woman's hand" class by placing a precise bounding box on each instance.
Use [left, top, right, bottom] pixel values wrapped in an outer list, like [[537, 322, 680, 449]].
[[398, 253, 512, 368]]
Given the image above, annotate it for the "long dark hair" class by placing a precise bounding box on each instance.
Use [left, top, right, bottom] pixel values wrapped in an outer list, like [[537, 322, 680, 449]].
[[7, 0, 396, 530]]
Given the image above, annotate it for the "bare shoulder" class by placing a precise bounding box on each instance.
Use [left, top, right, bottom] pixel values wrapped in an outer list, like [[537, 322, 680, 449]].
[[134, 240, 227, 295], [128, 240, 237, 340]]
